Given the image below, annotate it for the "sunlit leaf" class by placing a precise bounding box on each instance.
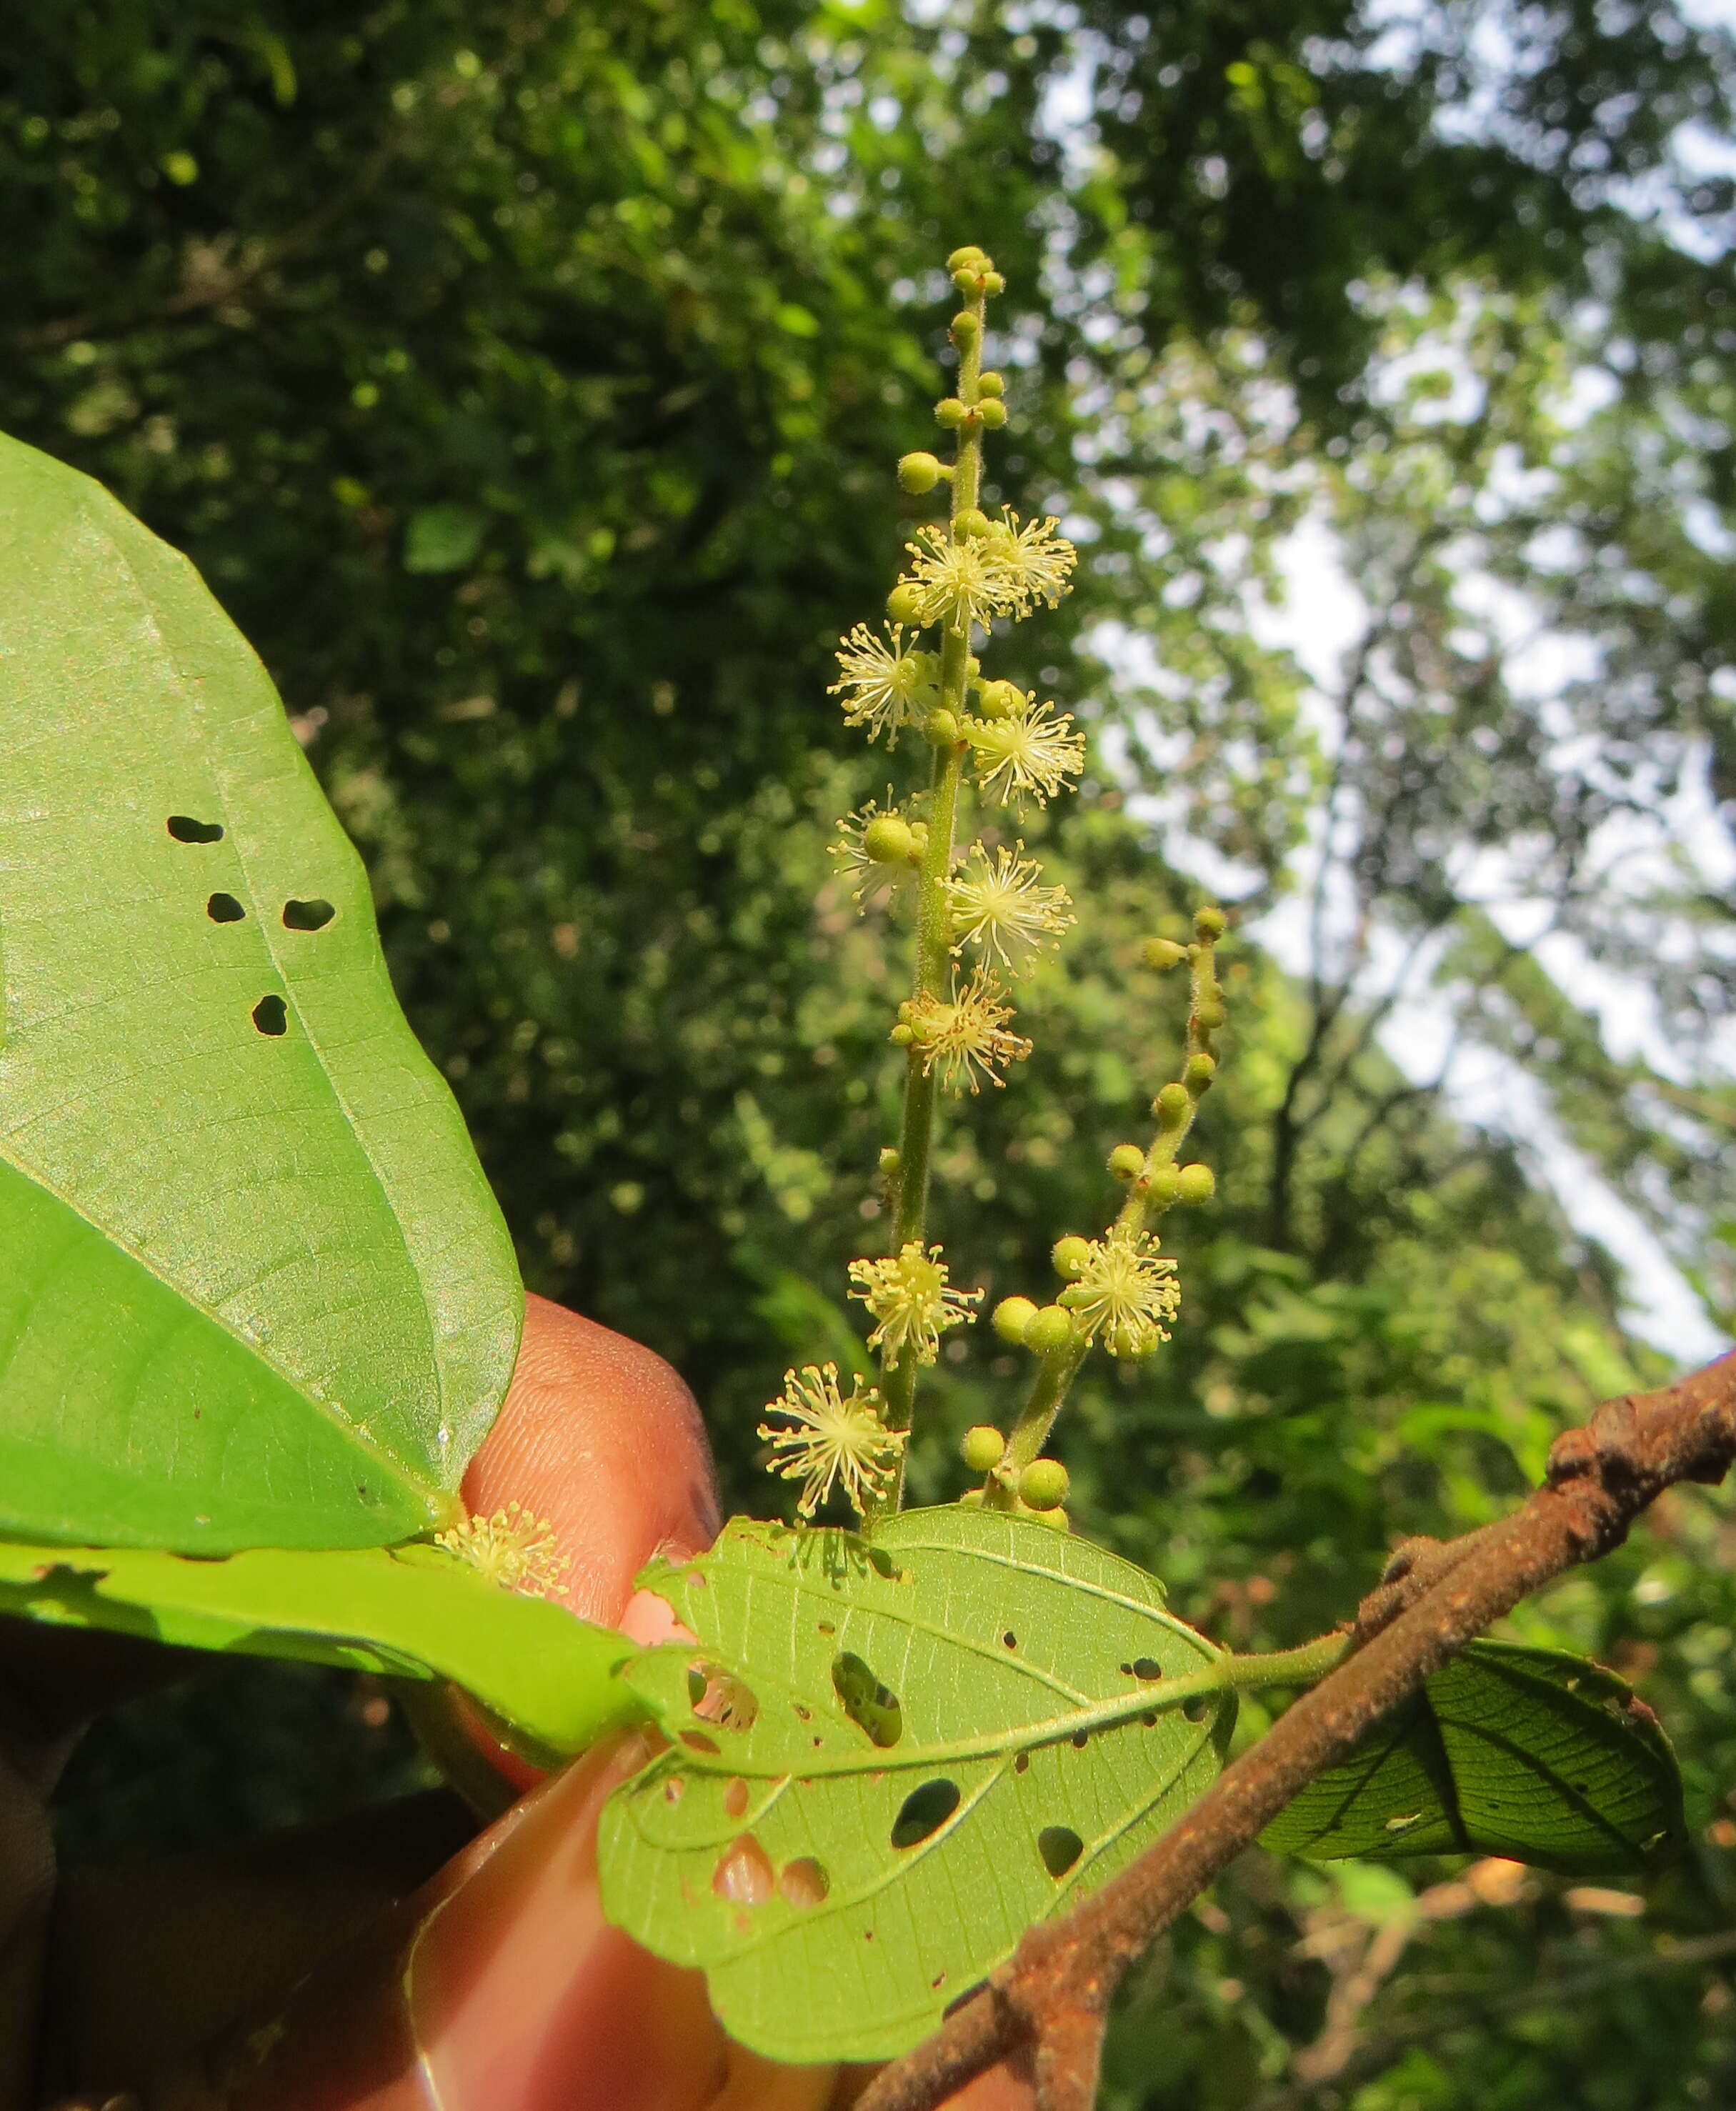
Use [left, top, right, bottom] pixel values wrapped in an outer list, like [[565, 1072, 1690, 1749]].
[[0, 432, 521, 1551], [598, 1507, 1235, 2062], [0, 1538, 640, 1762]]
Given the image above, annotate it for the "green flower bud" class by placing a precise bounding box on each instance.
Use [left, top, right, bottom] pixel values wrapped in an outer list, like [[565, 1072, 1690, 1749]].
[[1176, 1162, 1215, 1204], [935, 397, 968, 429], [1193, 904, 1227, 940], [954, 506, 991, 539], [1183, 1052, 1217, 1089], [926, 707, 961, 745], [957, 1487, 984, 1508], [950, 309, 981, 341], [863, 814, 917, 864], [1019, 1458, 1069, 1512], [887, 581, 925, 624], [1107, 1143, 1147, 1181], [1052, 1234, 1092, 1280], [977, 397, 1008, 429], [947, 244, 989, 274], [976, 678, 1023, 720], [1028, 1503, 1070, 1532], [879, 1146, 901, 1179], [961, 1424, 1007, 1474], [952, 268, 982, 294], [1024, 1304, 1077, 1355], [1194, 997, 1226, 1032], [1143, 1164, 1181, 1207], [993, 1294, 1039, 1344], [1141, 937, 1188, 971], [978, 370, 1006, 398], [889, 1022, 915, 1047], [897, 451, 945, 495], [982, 270, 1006, 295], [1153, 1082, 1192, 1125]]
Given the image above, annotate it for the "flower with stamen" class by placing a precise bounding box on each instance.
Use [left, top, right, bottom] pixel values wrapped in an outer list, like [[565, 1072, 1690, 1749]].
[[899, 526, 1018, 633], [831, 793, 925, 907], [983, 510, 1077, 610], [437, 1502, 572, 1600], [849, 1241, 982, 1364], [829, 624, 937, 745], [964, 694, 1086, 807], [905, 967, 1033, 1092], [1056, 1227, 1180, 1359], [944, 842, 1074, 970], [757, 1363, 907, 1519]]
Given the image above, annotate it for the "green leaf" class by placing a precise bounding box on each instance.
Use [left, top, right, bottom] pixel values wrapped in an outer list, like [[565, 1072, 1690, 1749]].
[[403, 502, 487, 574], [0, 432, 522, 1550], [0, 1538, 641, 1762], [597, 1507, 1236, 2064], [1260, 1639, 1684, 1876]]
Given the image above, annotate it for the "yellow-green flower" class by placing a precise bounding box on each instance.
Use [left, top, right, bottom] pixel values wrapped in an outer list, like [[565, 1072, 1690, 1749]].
[[757, 1363, 906, 1518], [849, 1240, 982, 1363], [1057, 1227, 1180, 1358], [830, 793, 925, 907], [436, 1501, 571, 1599], [829, 623, 937, 744], [906, 968, 1033, 1092], [944, 842, 1074, 970], [982, 509, 1077, 610], [964, 694, 1085, 807], [899, 527, 1014, 632]]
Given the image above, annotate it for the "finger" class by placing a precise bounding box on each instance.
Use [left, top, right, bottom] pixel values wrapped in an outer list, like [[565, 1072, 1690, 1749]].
[[129, 1300, 766, 2111], [462, 1291, 722, 1628], [449, 1292, 720, 1795], [47, 1298, 721, 2106]]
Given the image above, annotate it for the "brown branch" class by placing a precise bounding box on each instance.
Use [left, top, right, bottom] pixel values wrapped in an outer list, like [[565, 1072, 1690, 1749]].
[[858, 1350, 1736, 2111]]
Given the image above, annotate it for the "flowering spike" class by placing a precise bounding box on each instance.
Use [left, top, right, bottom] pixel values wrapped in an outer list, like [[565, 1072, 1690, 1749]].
[[757, 1363, 907, 1520], [849, 1240, 982, 1364]]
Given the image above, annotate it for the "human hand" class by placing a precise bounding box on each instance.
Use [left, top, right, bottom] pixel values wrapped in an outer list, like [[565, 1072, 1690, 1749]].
[[7, 1295, 1032, 2110]]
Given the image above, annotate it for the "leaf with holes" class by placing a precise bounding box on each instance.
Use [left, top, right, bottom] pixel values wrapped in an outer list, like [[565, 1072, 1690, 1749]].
[[1260, 1639, 1684, 1875], [0, 1536, 643, 1760], [0, 431, 522, 1550], [597, 1507, 1236, 2064]]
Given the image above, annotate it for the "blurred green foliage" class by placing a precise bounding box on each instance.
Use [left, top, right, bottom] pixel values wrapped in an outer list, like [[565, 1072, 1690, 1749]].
[[8, 0, 1736, 2102]]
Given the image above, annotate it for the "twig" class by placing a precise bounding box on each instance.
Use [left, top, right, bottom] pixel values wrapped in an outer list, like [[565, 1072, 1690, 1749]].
[[857, 1349, 1736, 2111]]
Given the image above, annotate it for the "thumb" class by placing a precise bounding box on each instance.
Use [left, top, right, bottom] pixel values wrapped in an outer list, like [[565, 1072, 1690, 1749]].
[[195, 1296, 829, 2111]]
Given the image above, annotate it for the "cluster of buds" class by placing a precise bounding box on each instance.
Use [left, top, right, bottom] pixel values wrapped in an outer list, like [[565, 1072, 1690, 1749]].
[[957, 1421, 1071, 1529]]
